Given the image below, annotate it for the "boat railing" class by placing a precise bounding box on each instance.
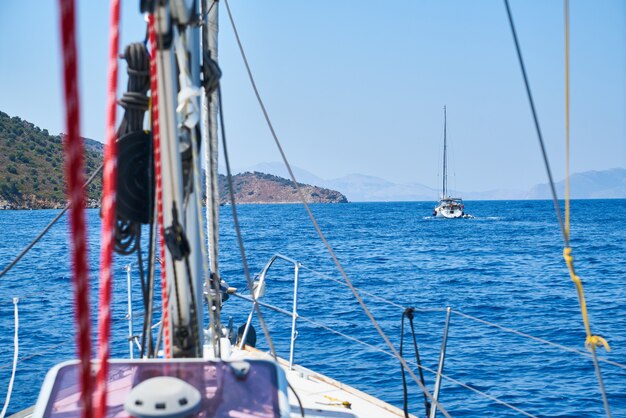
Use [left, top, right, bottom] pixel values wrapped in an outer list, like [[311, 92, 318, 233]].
[[237, 254, 301, 369], [4, 255, 624, 417], [231, 253, 450, 416], [230, 256, 626, 418]]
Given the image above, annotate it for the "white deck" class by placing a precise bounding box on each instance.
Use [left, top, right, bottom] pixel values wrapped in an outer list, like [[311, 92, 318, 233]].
[[236, 347, 415, 418]]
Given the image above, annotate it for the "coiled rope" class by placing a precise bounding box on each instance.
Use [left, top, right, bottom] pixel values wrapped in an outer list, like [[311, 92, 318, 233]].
[[0, 299, 19, 418], [503, 1, 611, 415], [94, 0, 120, 417], [58, 0, 93, 416], [114, 42, 152, 256]]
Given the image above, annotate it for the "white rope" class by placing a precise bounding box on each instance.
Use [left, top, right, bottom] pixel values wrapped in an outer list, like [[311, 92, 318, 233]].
[[200, 0, 222, 358], [0, 298, 19, 418], [190, 84, 218, 356]]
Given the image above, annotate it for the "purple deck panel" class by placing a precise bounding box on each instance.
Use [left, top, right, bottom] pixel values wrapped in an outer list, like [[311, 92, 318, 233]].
[[36, 360, 285, 417]]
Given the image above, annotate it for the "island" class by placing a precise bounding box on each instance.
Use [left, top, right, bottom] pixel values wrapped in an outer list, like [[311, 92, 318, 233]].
[[0, 111, 347, 209]]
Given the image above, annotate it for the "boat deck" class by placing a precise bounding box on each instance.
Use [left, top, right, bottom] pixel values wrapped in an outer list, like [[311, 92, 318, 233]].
[[237, 347, 415, 418], [11, 349, 414, 418]]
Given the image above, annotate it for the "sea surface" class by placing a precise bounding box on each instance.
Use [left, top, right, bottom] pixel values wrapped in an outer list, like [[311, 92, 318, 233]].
[[0, 200, 625, 417]]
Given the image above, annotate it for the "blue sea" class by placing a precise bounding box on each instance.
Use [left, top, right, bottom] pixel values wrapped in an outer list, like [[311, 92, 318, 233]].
[[0, 200, 625, 417]]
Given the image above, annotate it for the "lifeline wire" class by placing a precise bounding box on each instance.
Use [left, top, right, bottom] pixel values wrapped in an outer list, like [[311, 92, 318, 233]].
[[504, 1, 611, 416], [299, 265, 447, 313], [223, 1, 449, 415], [0, 299, 19, 418], [305, 266, 625, 369], [235, 259, 626, 415], [231, 290, 539, 418], [302, 264, 626, 371]]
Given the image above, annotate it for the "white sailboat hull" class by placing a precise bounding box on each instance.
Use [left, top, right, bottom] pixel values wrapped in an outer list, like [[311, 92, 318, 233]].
[[434, 198, 464, 219], [435, 207, 463, 219]]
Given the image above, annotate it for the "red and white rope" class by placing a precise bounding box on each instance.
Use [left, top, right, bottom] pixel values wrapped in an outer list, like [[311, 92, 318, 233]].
[[58, 0, 92, 417], [94, 0, 120, 416], [148, 13, 171, 358]]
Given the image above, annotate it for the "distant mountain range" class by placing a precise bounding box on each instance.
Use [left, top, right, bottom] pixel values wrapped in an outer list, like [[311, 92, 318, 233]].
[[236, 162, 626, 201], [1, 110, 623, 208], [525, 168, 626, 200]]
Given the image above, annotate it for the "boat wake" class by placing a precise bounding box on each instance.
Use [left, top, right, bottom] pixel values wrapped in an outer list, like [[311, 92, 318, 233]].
[[423, 215, 507, 221]]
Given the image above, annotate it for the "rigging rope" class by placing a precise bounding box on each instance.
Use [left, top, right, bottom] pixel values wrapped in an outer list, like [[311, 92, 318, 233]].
[[302, 265, 626, 370], [223, 2, 449, 415], [231, 291, 539, 418], [503, 1, 611, 416], [201, 0, 223, 359], [235, 255, 626, 416], [561, 1, 611, 415], [95, 1, 120, 416], [148, 12, 172, 358], [216, 84, 277, 359], [141, 216, 158, 358], [561, 0, 609, 355], [452, 310, 625, 370], [190, 94, 218, 356], [0, 299, 19, 418], [58, 1, 93, 416], [114, 40, 155, 356], [399, 308, 430, 418]]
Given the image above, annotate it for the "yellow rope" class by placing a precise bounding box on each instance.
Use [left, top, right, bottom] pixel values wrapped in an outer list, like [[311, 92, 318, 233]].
[[562, 5, 612, 415], [563, 248, 610, 352], [563, 0, 609, 354], [564, 0, 570, 240]]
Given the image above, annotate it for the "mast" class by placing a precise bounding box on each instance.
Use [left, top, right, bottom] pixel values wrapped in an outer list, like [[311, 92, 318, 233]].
[[204, 0, 220, 286], [152, 1, 206, 358], [442, 106, 447, 199], [201, 0, 223, 357]]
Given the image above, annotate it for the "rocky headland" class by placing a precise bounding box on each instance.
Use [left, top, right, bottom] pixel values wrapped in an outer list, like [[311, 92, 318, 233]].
[[0, 111, 347, 209]]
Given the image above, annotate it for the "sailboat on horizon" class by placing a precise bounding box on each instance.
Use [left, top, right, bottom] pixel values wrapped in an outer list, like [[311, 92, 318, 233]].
[[433, 106, 468, 219]]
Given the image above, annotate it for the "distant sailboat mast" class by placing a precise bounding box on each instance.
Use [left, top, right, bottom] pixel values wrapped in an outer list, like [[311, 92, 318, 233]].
[[442, 105, 447, 199], [434, 105, 466, 218]]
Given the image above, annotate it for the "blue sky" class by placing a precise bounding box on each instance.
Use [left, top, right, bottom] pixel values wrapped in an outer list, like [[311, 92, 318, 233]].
[[1, 1, 624, 192]]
